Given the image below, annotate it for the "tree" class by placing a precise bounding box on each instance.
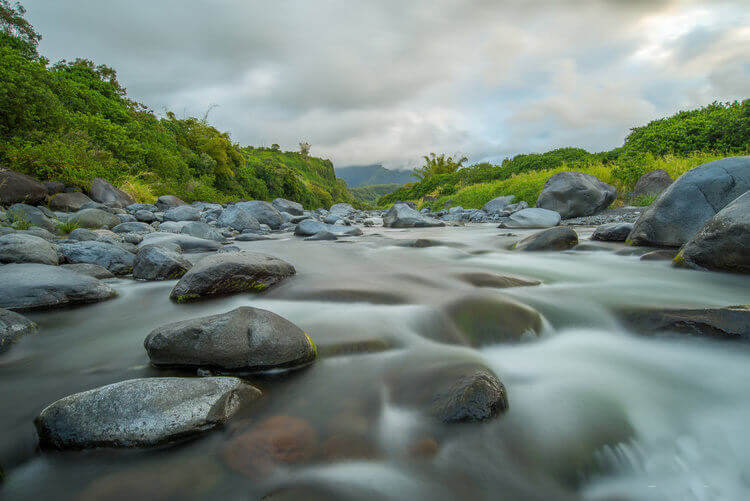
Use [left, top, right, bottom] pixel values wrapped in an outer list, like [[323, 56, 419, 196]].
[[299, 141, 311, 158], [413, 153, 468, 181], [270, 143, 280, 151], [0, 1, 40, 58]]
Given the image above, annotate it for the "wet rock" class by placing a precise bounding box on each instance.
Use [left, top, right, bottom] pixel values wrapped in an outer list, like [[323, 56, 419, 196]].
[[169, 251, 295, 302], [591, 222, 634, 242], [674, 191, 750, 274], [0, 169, 48, 205], [628, 157, 750, 247], [216, 205, 261, 232], [537, 171, 617, 218], [35, 377, 261, 449], [513, 227, 578, 251], [59, 241, 135, 275], [112, 221, 154, 235], [60, 263, 115, 279], [620, 305, 750, 341], [0, 308, 37, 353], [454, 272, 541, 289], [305, 231, 337, 241], [180, 221, 225, 242], [0, 263, 117, 311], [7, 204, 58, 232], [89, 178, 135, 208], [154, 195, 187, 211], [482, 195, 516, 215], [273, 198, 304, 216], [0, 233, 59, 265], [235, 232, 272, 241], [138, 232, 221, 253], [640, 249, 678, 261], [633, 169, 673, 197], [235, 201, 283, 229], [71, 208, 121, 229], [133, 246, 192, 281], [48, 192, 93, 212], [163, 205, 201, 222], [444, 294, 545, 345], [383, 203, 445, 228], [294, 219, 362, 237], [316, 338, 392, 358], [145, 306, 316, 371], [408, 437, 440, 459], [504, 208, 561, 228]]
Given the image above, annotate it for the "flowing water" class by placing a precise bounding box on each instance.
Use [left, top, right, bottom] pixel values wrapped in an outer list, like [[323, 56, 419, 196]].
[[1, 224, 749, 500]]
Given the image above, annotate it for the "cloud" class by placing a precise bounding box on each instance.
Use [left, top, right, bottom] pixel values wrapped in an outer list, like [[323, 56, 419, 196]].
[[21, 0, 750, 169]]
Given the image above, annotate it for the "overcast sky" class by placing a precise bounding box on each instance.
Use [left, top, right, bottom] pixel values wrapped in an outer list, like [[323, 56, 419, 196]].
[[23, 0, 749, 170]]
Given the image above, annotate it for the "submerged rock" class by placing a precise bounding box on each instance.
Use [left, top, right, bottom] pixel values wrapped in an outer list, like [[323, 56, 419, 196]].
[[513, 227, 578, 251], [169, 251, 295, 302], [383, 203, 445, 228], [133, 246, 192, 281], [0, 233, 59, 265], [620, 306, 750, 341], [536, 171, 616, 218], [144, 306, 317, 372], [454, 272, 541, 289], [591, 222, 633, 242], [35, 377, 261, 449], [444, 294, 545, 345], [0, 308, 37, 353]]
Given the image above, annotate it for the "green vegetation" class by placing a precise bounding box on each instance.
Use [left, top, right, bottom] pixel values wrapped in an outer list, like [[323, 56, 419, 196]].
[[0, 2, 355, 208], [413, 153, 468, 181], [379, 101, 748, 209], [633, 193, 659, 207], [349, 183, 401, 204], [56, 218, 79, 234]]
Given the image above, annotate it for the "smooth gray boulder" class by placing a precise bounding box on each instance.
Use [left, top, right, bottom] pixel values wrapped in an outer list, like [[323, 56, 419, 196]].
[[305, 231, 337, 241], [0, 233, 59, 265], [674, 191, 749, 274], [383, 203, 445, 228], [42, 181, 65, 195], [60, 263, 115, 279], [180, 221, 226, 242], [134, 209, 156, 223], [7, 204, 58, 232], [482, 195, 516, 215], [323, 214, 342, 225], [154, 195, 186, 211], [0, 263, 117, 311], [163, 205, 201, 222], [59, 241, 135, 275], [504, 208, 560, 228], [133, 246, 192, 281], [89, 178, 135, 208], [235, 232, 271, 241], [514, 227, 579, 251], [112, 221, 154, 235], [272, 198, 304, 216], [48, 192, 93, 212], [591, 222, 634, 242], [138, 232, 221, 253], [329, 203, 355, 219], [216, 205, 261, 232], [0, 169, 48, 205], [628, 157, 750, 247], [127, 203, 158, 213], [294, 219, 363, 237], [536, 172, 617, 218], [235, 201, 283, 229], [170, 251, 295, 302], [144, 307, 317, 372], [71, 208, 120, 229], [634, 169, 673, 197], [157, 221, 191, 233], [0, 308, 37, 353], [34, 377, 261, 449]]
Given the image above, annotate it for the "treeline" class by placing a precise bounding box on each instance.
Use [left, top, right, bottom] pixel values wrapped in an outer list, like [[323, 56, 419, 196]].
[[0, 2, 354, 207]]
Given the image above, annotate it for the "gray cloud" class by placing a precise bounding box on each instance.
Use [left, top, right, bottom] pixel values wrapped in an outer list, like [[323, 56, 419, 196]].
[[22, 0, 749, 169]]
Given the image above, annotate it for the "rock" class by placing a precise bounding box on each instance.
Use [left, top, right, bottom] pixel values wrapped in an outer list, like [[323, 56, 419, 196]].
[[536, 171, 617, 218], [674, 191, 750, 274], [133, 246, 192, 281], [0, 308, 37, 353], [128, 203, 157, 213], [138, 232, 221, 253], [444, 295, 545, 345], [42, 181, 65, 195], [154, 195, 187, 211], [0, 263, 117, 311], [0, 169, 48, 205], [272, 198, 304, 216], [628, 157, 750, 247], [163, 205, 201, 222], [169, 251, 296, 302], [482, 195, 516, 215], [156, 220, 191, 233], [18, 226, 58, 242], [294, 219, 363, 237], [454, 272, 541, 289], [59, 241, 135, 275], [71, 208, 121, 229], [305, 231, 337, 241], [145, 306, 317, 372], [323, 213, 342, 225], [34, 377, 261, 449], [591, 222, 634, 242], [6, 204, 57, 232], [634, 169, 673, 197], [179, 221, 225, 242], [514, 227, 579, 251], [234, 232, 271, 241], [329, 203, 356, 219], [235, 201, 283, 229], [216, 205, 261, 232], [383, 203, 445, 228], [0, 233, 59, 265], [640, 249, 677, 261], [504, 208, 561, 228], [117, 213, 136, 223], [134, 209, 156, 223], [48, 192, 93, 212], [89, 178, 135, 208], [112, 221, 154, 235], [620, 305, 750, 341], [60, 263, 115, 279]]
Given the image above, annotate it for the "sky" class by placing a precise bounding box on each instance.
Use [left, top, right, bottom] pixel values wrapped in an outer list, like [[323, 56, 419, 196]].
[[22, 0, 750, 171]]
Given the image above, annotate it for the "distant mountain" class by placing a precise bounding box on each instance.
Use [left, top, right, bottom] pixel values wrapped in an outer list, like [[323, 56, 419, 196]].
[[337, 164, 415, 187]]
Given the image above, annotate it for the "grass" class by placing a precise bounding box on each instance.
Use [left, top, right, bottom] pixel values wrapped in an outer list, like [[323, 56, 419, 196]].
[[6, 210, 32, 230], [120, 175, 157, 204], [56, 219, 80, 234], [633, 193, 659, 207]]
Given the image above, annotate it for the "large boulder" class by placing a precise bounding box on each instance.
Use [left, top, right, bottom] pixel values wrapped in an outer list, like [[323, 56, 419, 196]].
[[48, 192, 93, 212], [504, 208, 560, 228], [0, 308, 37, 353], [133, 245, 192, 281], [144, 307, 317, 372], [154, 195, 187, 212], [59, 241, 135, 275], [628, 157, 750, 247], [0, 263, 117, 311], [7, 204, 58, 232], [633, 169, 673, 197], [674, 191, 750, 274], [272, 198, 304, 216], [216, 205, 261, 232], [591, 222, 634, 242], [294, 219, 363, 237], [482, 195, 516, 215], [170, 251, 295, 302], [383, 203, 445, 228], [34, 377, 261, 449], [71, 208, 121, 229], [163, 205, 201, 222], [536, 171, 617, 218], [138, 232, 221, 253], [180, 221, 226, 242], [329, 203, 356, 219], [0, 169, 48, 205], [514, 227, 579, 251], [620, 305, 750, 341], [0, 233, 59, 265], [235, 201, 283, 229], [60, 263, 115, 279], [89, 178, 135, 208]]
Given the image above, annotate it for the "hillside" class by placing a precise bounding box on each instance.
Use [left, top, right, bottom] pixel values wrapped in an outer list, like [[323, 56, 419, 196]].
[[0, 6, 355, 208], [348, 183, 401, 204], [337, 164, 415, 187]]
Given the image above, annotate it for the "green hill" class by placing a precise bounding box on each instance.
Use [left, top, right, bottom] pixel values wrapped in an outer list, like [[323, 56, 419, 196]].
[[337, 164, 415, 187], [349, 183, 401, 204]]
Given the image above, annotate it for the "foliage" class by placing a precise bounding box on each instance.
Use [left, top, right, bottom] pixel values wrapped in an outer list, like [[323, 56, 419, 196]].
[[6, 208, 30, 229], [56, 218, 79, 234], [349, 183, 401, 203], [413, 153, 468, 181], [299, 141, 311, 159], [633, 193, 658, 207]]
